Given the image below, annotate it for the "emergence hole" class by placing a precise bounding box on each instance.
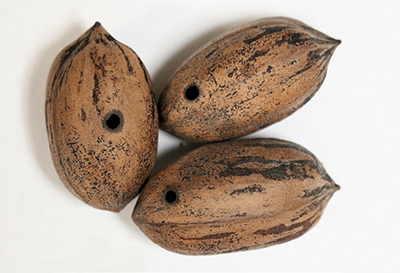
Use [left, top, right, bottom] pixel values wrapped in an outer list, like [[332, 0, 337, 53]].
[[185, 85, 200, 101], [165, 190, 177, 204], [106, 114, 120, 129], [103, 110, 124, 132]]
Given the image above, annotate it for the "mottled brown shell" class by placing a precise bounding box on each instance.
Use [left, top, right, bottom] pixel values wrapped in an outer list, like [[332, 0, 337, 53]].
[[46, 22, 158, 212], [159, 17, 340, 142], [133, 138, 339, 255]]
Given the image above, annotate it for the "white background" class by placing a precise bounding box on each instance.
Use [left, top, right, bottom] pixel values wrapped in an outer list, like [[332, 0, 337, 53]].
[[1, 0, 399, 272]]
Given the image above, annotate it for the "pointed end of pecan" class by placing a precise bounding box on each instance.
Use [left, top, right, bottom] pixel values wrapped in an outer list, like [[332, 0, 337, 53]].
[[333, 183, 341, 192], [86, 21, 114, 42], [93, 21, 102, 28], [327, 37, 341, 48]]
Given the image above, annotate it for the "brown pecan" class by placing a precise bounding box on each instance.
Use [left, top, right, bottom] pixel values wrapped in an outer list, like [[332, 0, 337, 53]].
[[133, 138, 339, 255], [159, 17, 340, 142], [46, 22, 158, 212]]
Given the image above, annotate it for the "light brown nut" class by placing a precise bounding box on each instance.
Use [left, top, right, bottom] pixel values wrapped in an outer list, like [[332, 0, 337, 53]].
[[159, 17, 340, 142], [132, 138, 339, 255], [45, 22, 158, 212]]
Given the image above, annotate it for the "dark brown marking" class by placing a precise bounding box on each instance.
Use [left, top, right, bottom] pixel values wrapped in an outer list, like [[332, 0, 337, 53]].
[[288, 42, 337, 80], [219, 160, 314, 181], [185, 232, 235, 241], [138, 57, 150, 84], [254, 216, 317, 237], [113, 42, 133, 74], [231, 213, 247, 218], [104, 33, 116, 42], [81, 109, 86, 121], [275, 32, 306, 46], [242, 140, 333, 182], [205, 47, 219, 59], [301, 183, 338, 198], [248, 49, 269, 62], [92, 73, 100, 104], [230, 184, 265, 196], [243, 26, 288, 44]]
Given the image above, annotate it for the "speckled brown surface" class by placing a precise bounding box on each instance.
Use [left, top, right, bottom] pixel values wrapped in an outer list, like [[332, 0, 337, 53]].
[[159, 17, 340, 142], [132, 138, 339, 255], [45, 22, 158, 212]]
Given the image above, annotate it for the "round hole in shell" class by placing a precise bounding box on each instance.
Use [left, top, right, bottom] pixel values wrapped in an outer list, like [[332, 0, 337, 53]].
[[165, 190, 177, 204], [185, 84, 200, 101], [103, 110, 124, 132]]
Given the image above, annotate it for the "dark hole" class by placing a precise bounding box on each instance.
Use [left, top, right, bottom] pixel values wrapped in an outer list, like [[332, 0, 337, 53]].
[[106, 114, 120, 130], [185, 85, 199, 101], [165, 190, 177, 203], [102, 110, 124, 132]]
